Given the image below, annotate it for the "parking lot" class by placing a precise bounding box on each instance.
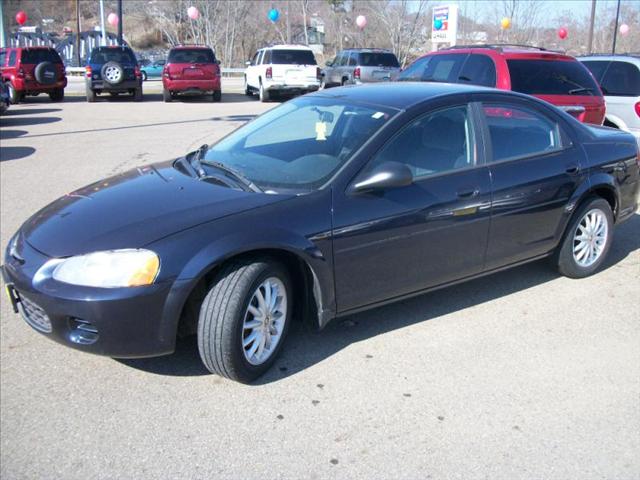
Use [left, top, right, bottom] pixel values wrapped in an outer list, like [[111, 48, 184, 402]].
[[1, 83, 639, 480]]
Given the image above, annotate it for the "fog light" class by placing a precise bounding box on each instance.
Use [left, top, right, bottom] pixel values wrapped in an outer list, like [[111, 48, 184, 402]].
[[68, 318, 99, 345]]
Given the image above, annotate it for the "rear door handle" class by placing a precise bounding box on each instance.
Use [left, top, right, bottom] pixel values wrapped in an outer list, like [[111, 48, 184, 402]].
[[456, 188, 480, 198], [565, 165, 580, 175]]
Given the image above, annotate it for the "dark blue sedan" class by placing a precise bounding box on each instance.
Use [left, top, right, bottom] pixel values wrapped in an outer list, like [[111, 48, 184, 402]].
[[3, 83, 639, 382]]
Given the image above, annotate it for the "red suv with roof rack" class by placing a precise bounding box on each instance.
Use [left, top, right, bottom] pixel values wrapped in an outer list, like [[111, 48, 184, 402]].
[[398, 44, 605, 125], [0, 46, 67, 103], [162, 45, 221, 102]]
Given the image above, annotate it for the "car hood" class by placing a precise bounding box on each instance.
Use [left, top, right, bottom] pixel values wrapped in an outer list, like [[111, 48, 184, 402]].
[[22, 161, 289, 258]]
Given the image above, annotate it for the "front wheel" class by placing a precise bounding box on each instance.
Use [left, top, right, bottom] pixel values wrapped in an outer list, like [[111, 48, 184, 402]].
[[197, 258, 292, 383], [555, 197, 614, 278]]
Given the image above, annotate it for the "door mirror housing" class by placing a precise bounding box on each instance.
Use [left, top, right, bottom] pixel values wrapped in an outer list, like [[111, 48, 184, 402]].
[[349, 161, 413, 194]]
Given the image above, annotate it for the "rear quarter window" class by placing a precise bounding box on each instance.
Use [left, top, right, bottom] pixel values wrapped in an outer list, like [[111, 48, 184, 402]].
[[581, 60, 610, 83], [21, 49, 62, 64], [600, 61, 640, 96], [168, 49, 216, 64], [507, 59, 600, 96]]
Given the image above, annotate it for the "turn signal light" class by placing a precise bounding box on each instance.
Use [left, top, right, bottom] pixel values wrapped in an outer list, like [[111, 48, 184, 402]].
[[266, 66, 272, 79], [85, 65, 92, 78]]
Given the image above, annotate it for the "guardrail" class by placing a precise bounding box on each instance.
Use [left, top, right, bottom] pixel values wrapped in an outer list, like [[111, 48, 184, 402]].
[[65, 66, 245, 76]]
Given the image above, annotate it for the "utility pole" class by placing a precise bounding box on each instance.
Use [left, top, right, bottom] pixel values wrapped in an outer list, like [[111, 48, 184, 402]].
[[587, 0, 596, 54], [611, 0, 621, 54], [117, 0, 123, 45], [0, 0, 6, 48], [286, 1, 291, 44], [75, 0, 81, 66], [99, 0, 107, 46]]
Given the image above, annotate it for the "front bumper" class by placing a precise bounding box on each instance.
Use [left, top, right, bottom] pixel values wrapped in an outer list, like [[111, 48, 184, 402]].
[[2, 236, 190, 358]]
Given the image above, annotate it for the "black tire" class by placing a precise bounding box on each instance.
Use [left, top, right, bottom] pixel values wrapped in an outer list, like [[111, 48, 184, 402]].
[[197, 258, 292, 383], [555, 197, 614, 278], [101, 61, 124, 85], [86, 85, 96, 103], [141, 71, 148, 81], [163, 88, 172, 103], [212, 90, 222, 102], [8, 84, 21, 104], [259, 82, 270, 102], [49, 88, 64, 102], [341, 77, 348, 86], [134, 87, 143, 102], [34, 61, 57, 85], [244, 77, 252, 96]]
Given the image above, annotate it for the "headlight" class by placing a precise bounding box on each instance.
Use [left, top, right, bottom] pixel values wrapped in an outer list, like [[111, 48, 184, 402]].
[[50, 249, 160, 288]]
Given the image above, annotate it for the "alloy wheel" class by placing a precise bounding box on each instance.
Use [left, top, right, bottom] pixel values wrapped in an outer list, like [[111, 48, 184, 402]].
[[573, 208, 608, 268]]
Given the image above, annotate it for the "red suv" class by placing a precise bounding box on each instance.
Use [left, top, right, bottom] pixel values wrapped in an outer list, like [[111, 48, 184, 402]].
[[0, 46, 67, 103], [398, 45, 605, 125], [162, 45, 221, 102]]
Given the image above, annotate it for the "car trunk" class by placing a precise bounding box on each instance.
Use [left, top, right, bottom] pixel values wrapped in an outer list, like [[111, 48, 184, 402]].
[[166, 49, 219, 80], [274, 65, 318, 85], [506, 55, 605, 125], [20, 50, 65, 85]]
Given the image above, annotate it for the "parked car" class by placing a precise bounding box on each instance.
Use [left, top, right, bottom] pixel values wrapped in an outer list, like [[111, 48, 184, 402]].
[[321, 48, 400, 88], [398, 44, 606, 125], [162, 45, 221, 102], [579, 55, 640, 143], [0, 81, 9, 114], [245, 44, 320, 102], [0, 46, 66, 103], [85, 45, 143, 102], [141, 59, 166, 81], [3, 83, 639, 383]]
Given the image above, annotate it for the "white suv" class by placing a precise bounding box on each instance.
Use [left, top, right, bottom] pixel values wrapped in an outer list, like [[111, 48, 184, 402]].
[[244, 45, 320, 102], [579, 55, 640, 145]]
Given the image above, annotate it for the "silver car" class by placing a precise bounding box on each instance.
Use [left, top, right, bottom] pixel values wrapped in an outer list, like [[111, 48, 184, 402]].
[[579, 55, 640, 145], [321, 48, 400, 88]]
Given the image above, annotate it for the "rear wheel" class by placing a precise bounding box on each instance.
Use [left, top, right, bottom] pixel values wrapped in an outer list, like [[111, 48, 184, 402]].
[[8, 84, 20, 104], [86, 86, 96, 103], [259, 82, 270, 102], [555, 197, 614, 278], [163, 88, 172, 103], [134, 87, 143, 102], [212, 90, 222, 102], [244, 77, 252, 96], [197, 258, 292, 383], [49, 88, 64, 102]]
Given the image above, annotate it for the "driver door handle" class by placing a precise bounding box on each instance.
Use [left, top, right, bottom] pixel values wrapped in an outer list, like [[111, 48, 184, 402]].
[[456, 188, 480, 198]]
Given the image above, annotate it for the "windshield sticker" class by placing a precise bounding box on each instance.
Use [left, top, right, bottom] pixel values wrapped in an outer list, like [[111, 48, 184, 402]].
[[315, 122, 328, 141], [372, 112, 385, 119]]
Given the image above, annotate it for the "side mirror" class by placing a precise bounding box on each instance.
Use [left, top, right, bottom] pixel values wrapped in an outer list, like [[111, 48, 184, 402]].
[[349, 161, 413, 194]]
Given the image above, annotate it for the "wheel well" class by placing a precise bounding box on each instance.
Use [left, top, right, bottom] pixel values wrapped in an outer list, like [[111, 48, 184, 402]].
[[588, 187, 617, 218], [175, 249, 318, 338], [603, 118, 619, 129]]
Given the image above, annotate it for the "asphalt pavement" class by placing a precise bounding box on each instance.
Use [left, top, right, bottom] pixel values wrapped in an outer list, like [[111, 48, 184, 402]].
[[0, 89, 639, 480]]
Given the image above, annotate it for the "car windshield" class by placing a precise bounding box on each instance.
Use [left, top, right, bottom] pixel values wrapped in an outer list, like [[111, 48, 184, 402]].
[[22, 49, 62, 64], [92, 48, 136, 64], [168, 49, 216, 64], [271, 49, 317, 65], [202, 97, 396, 191], [359, 52, 400, 68], [507, 59, 600, 96]]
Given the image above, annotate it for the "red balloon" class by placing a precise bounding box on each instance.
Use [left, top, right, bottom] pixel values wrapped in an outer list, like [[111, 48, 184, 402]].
[[16, 11, 27, 25], [558, 27, 568, 40]]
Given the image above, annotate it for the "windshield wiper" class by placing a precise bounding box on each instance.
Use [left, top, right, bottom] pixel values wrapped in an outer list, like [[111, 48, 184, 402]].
[[568, 87, 593, 95], [188, 144, 208, 178], [205, 160, 262, 193]]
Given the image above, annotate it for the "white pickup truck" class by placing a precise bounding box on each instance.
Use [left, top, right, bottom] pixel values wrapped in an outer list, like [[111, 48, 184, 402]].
[[245, 45, 321, 102]]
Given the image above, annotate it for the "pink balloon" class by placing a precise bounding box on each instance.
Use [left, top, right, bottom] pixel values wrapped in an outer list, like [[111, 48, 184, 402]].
[[356, 15, 367, 29], [558, 27, 568, 40], [107, 13, 119, 26], [619, 23, 629, 36], [187, 6, 199, 20]]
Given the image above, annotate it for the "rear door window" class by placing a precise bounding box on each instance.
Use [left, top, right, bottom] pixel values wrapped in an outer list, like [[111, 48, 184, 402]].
[[8, 51, 17, 66], [21, 49, 62, 64], [422, 53, 468, 83], [263, 49, 272, 64], [459, 54, 496, 87], [358, 52, 400, 68], [0, 51, 6, 66], [168, 48, 216, 64], [482, 103, 563, 162], [600, 61, 640, 96], [271, 49, 316, 65], [507, 59, 600, 96]]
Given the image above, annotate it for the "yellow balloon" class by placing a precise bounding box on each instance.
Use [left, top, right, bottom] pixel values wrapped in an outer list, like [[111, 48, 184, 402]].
[[501, 17, 511, 29]]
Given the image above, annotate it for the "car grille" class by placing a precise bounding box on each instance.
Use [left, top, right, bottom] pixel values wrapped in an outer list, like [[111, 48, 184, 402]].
[[19, 294, 52, 333]]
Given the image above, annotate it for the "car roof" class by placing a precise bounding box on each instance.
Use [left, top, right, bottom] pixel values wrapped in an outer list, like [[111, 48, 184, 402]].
[[433, 44, 574, 60], [265, 44, 313, 51], [311, 81, 506, 109], [172, 45, 212, 50], [578, 55, 640, 66], [341, 48, 394, 53]]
